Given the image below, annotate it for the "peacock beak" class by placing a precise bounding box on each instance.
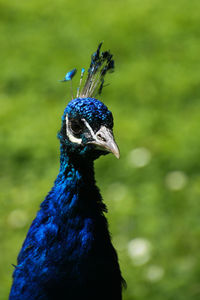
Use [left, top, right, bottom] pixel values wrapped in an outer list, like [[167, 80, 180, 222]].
[[88, 126, 120, 159]]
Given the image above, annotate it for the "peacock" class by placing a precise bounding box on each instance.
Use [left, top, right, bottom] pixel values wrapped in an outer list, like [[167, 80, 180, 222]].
[[9, 43, 124, 300]]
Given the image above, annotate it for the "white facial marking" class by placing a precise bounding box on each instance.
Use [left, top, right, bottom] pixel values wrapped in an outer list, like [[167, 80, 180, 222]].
[[81, 118, 96, 139], [66, 114, 82, 145]]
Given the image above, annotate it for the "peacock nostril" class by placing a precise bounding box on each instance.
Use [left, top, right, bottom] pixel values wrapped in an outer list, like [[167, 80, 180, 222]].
[[97, 133, 106, 142]]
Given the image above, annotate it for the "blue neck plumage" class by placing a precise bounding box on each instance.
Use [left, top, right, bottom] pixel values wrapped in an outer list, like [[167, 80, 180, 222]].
[[41, 143, 105, 219], [59, 143, 95, 183]]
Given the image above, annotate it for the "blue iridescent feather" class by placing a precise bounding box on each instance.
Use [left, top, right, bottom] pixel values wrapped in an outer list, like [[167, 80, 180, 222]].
[[61, 68, 77, 82]]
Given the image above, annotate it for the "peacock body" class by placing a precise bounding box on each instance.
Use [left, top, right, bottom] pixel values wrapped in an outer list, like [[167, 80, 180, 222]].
[[9, 44, 124, 300]]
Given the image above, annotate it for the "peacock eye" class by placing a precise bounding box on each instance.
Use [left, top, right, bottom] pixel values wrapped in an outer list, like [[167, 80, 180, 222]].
[[70, 119, 84, 135]]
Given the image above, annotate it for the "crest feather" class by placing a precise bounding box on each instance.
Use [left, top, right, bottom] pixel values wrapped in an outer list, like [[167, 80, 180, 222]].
[[60, 43, 114, 99]]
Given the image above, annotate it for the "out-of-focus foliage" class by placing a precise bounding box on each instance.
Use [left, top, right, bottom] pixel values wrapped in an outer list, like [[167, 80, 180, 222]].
[[1, 0, 200, 299]]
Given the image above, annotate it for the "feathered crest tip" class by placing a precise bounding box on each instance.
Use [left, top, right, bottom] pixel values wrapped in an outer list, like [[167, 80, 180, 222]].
[[60, 43, 114, 99]]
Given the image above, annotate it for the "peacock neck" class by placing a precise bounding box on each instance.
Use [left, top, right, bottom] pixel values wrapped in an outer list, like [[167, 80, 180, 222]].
[[41, 143, 105, 217], [40, 144, 106, 219], [59, 144, 95, 184]]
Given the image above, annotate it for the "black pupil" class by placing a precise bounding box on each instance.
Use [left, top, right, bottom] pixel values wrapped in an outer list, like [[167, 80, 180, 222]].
[[70, 120, 83, 134]]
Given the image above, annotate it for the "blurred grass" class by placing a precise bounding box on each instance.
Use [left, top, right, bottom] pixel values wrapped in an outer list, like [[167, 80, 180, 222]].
[[1, 0, 200, 299]]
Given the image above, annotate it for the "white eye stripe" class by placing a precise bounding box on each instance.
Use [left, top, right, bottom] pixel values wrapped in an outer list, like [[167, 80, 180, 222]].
[[81, 118, 96, 139], [66, 114, 82, 145]]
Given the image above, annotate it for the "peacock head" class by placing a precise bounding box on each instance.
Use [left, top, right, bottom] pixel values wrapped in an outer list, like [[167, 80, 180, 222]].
[[58, 43, 119, 161], [58, 97, 119, 160]]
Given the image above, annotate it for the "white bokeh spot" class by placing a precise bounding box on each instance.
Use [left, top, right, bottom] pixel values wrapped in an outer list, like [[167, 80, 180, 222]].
[[127, 238, 152, 266], [8, 209, 28, 229], [128, 147, 151, 168], [145, 265, 165, 282], [106, 182, 128, 202], [165, 171, 188, 191]]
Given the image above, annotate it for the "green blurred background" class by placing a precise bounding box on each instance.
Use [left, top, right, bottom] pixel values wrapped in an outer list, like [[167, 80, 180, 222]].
[[1, 0, 200, 299]]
